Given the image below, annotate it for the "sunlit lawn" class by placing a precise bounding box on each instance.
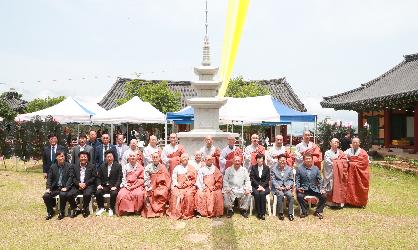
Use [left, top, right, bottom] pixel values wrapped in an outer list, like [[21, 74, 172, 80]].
[[0, 160, 417, 249]]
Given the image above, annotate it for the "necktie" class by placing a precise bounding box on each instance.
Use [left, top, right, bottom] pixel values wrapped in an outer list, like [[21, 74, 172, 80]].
[[103, 145, 108, 161], [58, 167, 63, 187], [51, 146, 56, 162]]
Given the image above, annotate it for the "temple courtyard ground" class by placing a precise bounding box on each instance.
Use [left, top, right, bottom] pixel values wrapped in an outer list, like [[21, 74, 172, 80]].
[[0, 162, 417, 249]]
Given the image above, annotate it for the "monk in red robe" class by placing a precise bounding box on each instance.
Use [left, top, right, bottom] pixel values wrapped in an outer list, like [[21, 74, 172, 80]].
[[162, 133, 186, 175], [295, 131, 322, 169], [199, 136, 222, 169], [244, 134, 265, 169], [167, 153, 197, 220], [195, 155, 224, 218], [344, 138, 370, 207], [220, 136, 242, 173], [116, 151, 145, 216], [142, 153, 171, 218], [322, 138, 348, 206], [267, 135, 295, 167]]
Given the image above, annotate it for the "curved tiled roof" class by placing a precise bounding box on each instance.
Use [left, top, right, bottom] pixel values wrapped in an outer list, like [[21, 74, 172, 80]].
[[321, 53, 418, 111], [98, 78, 307, 112], [0, 90, 27, 112]]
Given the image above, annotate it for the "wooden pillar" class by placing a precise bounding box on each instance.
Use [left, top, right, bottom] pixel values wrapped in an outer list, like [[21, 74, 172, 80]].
[[357, 112, 363, 130], [415, 103, 418, 153], [384, 109, 391, 148]]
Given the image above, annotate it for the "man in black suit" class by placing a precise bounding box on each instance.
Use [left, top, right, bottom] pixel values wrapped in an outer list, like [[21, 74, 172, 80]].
[[42, 134, 66, 179], [87, 129, 101, 160], [71, 134, 94, 166], [95, 150, 122, 217], [95, 133, 118, 170], [42, 150, 73, 220], [296, 153, 327, 219], [249, 153, 270, 220], [67, 151, 96, 218]]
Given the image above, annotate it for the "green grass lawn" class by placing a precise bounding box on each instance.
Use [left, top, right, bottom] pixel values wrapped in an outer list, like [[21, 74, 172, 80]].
[[0, 161, 417, 249]]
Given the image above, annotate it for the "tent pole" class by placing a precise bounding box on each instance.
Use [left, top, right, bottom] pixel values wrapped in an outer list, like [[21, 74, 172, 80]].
[[127, 123, 129, 142], [231, 122, 234, 133], [241, 121, 244, 147], [165, 116, 168, 146], [110, 124, 114, 145], [314, 115, 317, 144], [290, 123, 293, 146]]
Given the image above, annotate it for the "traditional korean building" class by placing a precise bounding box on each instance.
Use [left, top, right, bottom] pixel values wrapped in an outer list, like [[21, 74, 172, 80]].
[[321, 53, 418, 152], [99, 77, 307, 143], [0, 88, 27, 113], [99, 78, 306, 111]]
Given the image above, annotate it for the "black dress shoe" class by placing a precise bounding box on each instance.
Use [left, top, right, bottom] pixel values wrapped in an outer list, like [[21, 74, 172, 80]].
[[288, 214, 294, 221], [82, 211, 90, 218], [278, 213, 285, 220], [57, 213, 65, 220], [256, 214, 261, 220], [226, 209, 233, 218], [313, 212, 323, 219], [241, 210, 249, 218], [45, 213, 54, 220], [261, 215, 266, 220], [300, 213, 308, 218]]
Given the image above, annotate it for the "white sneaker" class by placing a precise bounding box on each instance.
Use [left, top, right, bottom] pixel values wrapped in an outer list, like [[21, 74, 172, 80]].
[[96, 208, 105, 216], [108, 209, 114, 217]]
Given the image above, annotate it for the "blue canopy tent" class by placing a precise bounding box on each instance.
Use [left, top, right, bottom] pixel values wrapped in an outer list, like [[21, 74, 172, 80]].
[[270, 97, 316, 122], [166, 95, 317, 144]]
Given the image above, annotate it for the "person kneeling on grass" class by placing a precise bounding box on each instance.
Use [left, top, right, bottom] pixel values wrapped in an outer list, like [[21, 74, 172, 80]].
[[271, 154, 294, 221], [42, 150, 73, 220], [223, 156, 251, 218], [296, 153, 326, 219], [96, 150, 122, 217]]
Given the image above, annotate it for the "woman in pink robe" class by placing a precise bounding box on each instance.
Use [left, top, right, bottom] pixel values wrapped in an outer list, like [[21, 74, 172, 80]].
[[195, 155, 224, 218], [167, 154, 197, 220], [142, 152, 171, 218], [116, 152, 145, 216]]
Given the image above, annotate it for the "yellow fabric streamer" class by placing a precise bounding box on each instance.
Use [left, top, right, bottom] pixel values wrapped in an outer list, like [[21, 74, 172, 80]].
[[218, 0, 250, 97]]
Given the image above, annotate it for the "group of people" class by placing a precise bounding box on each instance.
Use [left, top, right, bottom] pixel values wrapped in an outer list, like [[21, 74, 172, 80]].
[[42, 129, 370, 222]]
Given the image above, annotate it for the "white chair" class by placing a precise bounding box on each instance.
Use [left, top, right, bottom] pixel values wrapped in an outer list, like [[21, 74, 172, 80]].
[[92, 193, 111, 210], [298, 195, 319, 215], [75, 194, 94, 213], [272, 194, 294, 216], [54, 195, 70, 216], [249, 193, 272, 216]]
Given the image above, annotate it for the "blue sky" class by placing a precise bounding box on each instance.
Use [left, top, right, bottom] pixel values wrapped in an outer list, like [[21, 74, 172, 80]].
[[1, 0, 417, 125]]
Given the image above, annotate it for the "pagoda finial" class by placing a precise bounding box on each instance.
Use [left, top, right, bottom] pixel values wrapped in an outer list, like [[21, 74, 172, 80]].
[[202, 0, 210, 66]]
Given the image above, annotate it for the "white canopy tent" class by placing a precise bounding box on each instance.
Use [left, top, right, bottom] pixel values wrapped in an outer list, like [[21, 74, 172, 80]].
[[15, 96, 97, 123], [0, 117, 3, 122], [219, 95, 280, 124], [91, 96, 165, 124]]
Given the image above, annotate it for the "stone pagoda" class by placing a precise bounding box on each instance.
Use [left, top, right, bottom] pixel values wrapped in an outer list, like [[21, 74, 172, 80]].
[[177, 1, 238, 154]]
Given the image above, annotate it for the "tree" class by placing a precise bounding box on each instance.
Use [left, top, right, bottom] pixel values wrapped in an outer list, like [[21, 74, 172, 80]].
[[117, 80, 182, 113], [316, 118, 355, 153], [225, 76, 270, 98], [25, 96, 65, 113], [0, 99, 17, 121]]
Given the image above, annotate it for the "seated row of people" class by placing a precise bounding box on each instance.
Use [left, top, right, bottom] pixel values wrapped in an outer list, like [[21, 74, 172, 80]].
[[43, 147, 325, 221]]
